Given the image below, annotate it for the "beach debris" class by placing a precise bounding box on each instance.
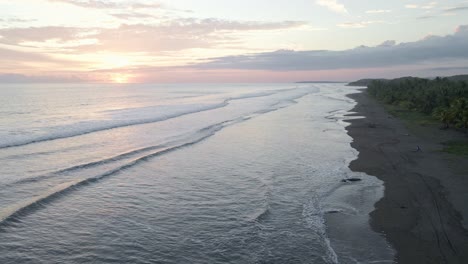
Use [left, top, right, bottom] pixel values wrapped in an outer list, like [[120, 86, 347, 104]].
[[341, 178, 362, 183], [347, 178, 362, 182], [412, 145, 422, 152]]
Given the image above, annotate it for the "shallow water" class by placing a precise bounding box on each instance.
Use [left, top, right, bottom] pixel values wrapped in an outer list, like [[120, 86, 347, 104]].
[[0, 83, 394, 263]]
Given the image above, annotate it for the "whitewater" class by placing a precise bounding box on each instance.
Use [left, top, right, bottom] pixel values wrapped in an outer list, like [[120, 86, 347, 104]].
[[0, 83, 394, 263]]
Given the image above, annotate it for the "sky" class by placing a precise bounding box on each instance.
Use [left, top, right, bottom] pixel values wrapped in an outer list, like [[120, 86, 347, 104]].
[[0, 0, 468, 83]]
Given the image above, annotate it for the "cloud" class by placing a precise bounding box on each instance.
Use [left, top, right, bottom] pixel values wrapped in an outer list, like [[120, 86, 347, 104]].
[[0, 19, 308, 52], [365, 10, 391, 14], [0, 46, 63, 63], [0, 17, 37, 23], [130, 2, 164, 9], [456, 24, 468, 33], [422, 2, 438, 9], [0, 46, 88, 81], [109, 12, 157, 20], [48, 0, 162, 9], [415, 4, 468, 19], [0, 26, 86, 45], [377, 40, 396, 47], [0, 73, 84, 83], [337, 21, 383, 28], [429, 66, 468, 71], [0, 46, 86, 74], [192, 25, 468, 71], [405, 2, 438, 10], [315, 0, 347, 14], [417, 15, 438, 20], [48, 0, 120, 9], [444, 6, 468, 12]]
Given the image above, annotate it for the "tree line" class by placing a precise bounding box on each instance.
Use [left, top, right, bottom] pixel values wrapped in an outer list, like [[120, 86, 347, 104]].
[[367, 77, 468, 130]]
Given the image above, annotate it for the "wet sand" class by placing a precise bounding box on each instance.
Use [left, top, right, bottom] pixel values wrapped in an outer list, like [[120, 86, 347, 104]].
[[346, 90, 468, 263]]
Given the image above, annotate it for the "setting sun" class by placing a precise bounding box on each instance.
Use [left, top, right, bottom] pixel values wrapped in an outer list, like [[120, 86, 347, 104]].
[[110, 73, 132, 83]]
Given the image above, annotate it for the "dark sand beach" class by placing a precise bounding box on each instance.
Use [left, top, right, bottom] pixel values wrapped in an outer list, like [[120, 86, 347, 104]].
[[346, 90, 468, 263]]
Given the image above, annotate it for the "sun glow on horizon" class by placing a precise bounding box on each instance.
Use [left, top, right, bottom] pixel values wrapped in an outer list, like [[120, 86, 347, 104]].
[[110, 73, 133, 83]]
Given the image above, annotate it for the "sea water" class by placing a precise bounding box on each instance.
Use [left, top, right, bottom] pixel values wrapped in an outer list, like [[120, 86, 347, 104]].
[[0, 83, 394, 263]]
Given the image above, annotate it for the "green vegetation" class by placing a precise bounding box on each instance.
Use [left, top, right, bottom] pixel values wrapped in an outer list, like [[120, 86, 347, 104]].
[[348, 78, 387, 87], [368, 77, 468, 131], [442, 141, 468, 156], [384, 104, 438, 128], [447, 74, 468, 82]]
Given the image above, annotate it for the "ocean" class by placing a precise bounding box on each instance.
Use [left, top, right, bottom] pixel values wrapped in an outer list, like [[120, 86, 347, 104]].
[[0, 83, 394, 263]]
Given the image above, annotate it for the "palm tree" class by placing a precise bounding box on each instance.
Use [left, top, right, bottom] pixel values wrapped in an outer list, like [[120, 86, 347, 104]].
[[433, 107, 453, 129], [450, 98, 468, 129]]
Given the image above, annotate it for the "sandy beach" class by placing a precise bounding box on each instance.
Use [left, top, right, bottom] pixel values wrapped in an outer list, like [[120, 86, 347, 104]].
[[346, 90, 468, 263]]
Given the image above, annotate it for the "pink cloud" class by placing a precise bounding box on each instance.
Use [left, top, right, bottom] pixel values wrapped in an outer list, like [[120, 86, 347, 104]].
[[0, 19, 307, 52]]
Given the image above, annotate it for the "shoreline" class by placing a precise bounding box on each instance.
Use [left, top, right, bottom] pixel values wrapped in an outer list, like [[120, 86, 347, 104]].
[[345, 90, 468, 263]]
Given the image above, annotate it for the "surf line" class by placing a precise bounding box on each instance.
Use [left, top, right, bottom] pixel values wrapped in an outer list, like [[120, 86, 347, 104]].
[[0, 93, 309, 229], [0, 90, 289, 150]]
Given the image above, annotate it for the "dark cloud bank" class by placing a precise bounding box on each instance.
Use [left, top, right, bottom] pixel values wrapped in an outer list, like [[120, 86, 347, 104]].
[[194, 25, 468, 71]]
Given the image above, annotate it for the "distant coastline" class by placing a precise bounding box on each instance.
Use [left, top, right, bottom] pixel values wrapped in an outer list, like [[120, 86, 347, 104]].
[[295, 81, 347, 84]]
